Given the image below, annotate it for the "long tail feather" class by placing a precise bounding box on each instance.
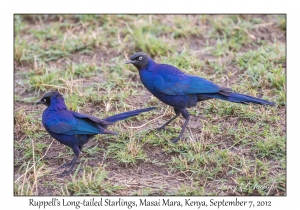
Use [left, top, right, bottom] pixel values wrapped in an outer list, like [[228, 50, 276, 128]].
[[103, 107, 156, 123], [200, 92, 274, 106]]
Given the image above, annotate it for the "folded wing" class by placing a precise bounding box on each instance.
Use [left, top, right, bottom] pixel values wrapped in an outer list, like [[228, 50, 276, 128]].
[[153, 65, 220, 95], [44, 111, 109, 135]]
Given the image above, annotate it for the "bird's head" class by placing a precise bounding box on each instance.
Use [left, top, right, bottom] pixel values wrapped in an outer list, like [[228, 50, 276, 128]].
[[125, 52, 149, 70], [36, 91, 63, 107]]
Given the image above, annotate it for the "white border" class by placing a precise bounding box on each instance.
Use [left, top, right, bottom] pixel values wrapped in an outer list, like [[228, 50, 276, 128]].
[[3, 0, 297, 209]]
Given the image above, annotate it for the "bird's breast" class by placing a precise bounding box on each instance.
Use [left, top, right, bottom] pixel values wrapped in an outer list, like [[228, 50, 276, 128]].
[[139, 70, 156, 92]]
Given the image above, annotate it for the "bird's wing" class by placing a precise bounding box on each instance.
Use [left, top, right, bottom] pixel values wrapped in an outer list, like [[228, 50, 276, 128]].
[[44, 112, 106, 135], [153, 65, 220, 95], [45, 121, 73, 134], [72, 112, 113, 126]]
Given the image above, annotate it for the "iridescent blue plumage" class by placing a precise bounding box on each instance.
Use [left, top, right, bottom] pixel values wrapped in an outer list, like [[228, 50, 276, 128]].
[[126, 52, 274, 143], [37, 91, 156, 174]]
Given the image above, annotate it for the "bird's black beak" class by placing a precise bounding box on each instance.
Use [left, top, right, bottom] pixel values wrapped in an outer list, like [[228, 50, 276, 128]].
[[35, 100, 44, 105], [125, 59, 133, 64]]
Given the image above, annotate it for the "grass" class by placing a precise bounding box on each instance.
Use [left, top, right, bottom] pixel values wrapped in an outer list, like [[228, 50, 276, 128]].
[[14, 14, 286, 196], [65, 165, 125, 195]]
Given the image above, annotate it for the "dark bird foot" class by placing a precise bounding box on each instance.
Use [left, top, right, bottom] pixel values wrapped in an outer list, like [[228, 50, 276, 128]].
[[58, 167, 83, 177], [170, 136, 189, 144], [57, 162, 80, 170], [57, 164, 68, 170], [156, 125, 166, 131], [170, 137, 180, 144], [58, 170, 71, 177]]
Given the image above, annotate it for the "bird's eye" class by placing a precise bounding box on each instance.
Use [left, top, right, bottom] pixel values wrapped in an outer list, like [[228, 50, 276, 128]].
[[43, 98, 47, 102], [138, 56, 142, 60]]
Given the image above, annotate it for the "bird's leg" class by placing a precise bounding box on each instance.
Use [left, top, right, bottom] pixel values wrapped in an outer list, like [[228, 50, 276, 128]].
[[57, 155, 78, 170], [59, 146, 81, 176], [65, 155, 78, 166], [68, 145, 82, 166], [57, 145, 82, 170], [171, 109, 190, 144], [65, 155, 79, 174], [156, 108, 180, 131]]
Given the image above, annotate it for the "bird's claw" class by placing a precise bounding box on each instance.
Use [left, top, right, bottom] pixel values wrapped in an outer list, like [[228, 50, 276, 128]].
[[57, 164, 68, 170], [58, 168, 83, 177], [170, 137, 180, 144], [58, 170, 71, 177], [57, 161, 80, 170], [156, 126, 166, 131]]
